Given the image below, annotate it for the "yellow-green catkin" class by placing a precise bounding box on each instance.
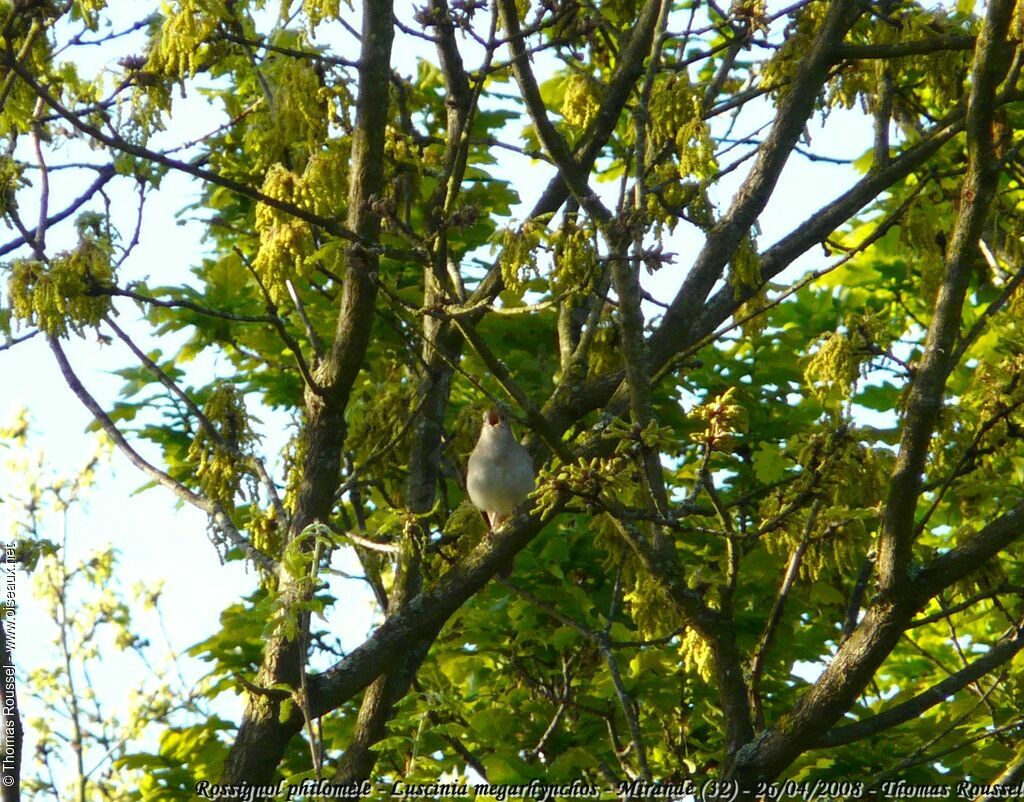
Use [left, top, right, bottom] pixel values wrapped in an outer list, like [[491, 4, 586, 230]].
[[188, 384, 258, 510], [252, 164, 315, 305], [805, 332, 860, 403], [7, 240, 114, 337], [148, 0, 225, 79]]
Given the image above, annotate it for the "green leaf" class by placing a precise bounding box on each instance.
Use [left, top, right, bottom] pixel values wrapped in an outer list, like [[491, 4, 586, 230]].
[[752, 442, 787, 483]]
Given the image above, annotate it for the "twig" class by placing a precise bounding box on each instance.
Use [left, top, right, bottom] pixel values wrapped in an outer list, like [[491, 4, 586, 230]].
[[951, 260, 1024, 364], [233, 248, 324, 395], [840, 555, 875, 642], [103, 315, 287, 525], [656, 173, 931, 382], [453, 318, 574, 462], [596, 631, 653, 782], [31, 99, 49, 251], [47, 337, 270, 568], [339, 531, 400, 554], [107, 285, 275, 324], [0, 53, 421, 260], [749, 499, 821, 729], [915, 394, 1024, 536], [0, 165, 117, 257], [0, 330, 40, 351], [909, 585, 1024, 629]]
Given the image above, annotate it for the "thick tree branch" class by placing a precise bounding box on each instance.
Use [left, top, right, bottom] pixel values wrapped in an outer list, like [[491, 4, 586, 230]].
[[817, 627, 1024, 747], [221, 0, 396, 786], [729, 2, 1020, 781], [841, 556, 875, 642], [913, 505, 1024, 599], [877, 0, 1015, 592], [309, 503, 562, 716], [872, 69, 894, 169], [647, 0, 865, 369], [674, 114, 962, 374], [332, 1, 484, 781]]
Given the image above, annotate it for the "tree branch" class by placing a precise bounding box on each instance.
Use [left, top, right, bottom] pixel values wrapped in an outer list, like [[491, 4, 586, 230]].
[[0, 164, 116, 258], [908, 584, 1024, 629], [103, 315, 286, 526], [221, 0, 397, 785], [0, 53, 402, 257], [836, 35, 975, 61], [913, 505, 1024, 600], [332, 0, 486, 782], [465, 0, 662, 307], [647, 0, 865, 369], [951, 259, 1024, 365], [730, 3, 1021, 781], [309, 502, 564, 717], [749, 500, 820, 729], [817, 627, 1024, 747], [975, 747, 1024, 799], [606, 515, 754, 759], [681, 118, 960, 365], [877, 0, 1015, 592], [495, 0, 613, 227], [47, 337, 263, 566]]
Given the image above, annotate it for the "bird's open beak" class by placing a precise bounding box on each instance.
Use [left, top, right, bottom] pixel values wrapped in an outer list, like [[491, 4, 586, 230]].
[[486, 408, 501, 427]]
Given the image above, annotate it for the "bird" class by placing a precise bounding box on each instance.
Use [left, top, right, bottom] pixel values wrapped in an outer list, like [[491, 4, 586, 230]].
[[467, 407, 535, 531]]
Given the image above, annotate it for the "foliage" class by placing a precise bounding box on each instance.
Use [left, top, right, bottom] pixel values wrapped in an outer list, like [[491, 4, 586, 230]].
[[2, 0, 1024, 796], [1, 419, 214, 801]]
